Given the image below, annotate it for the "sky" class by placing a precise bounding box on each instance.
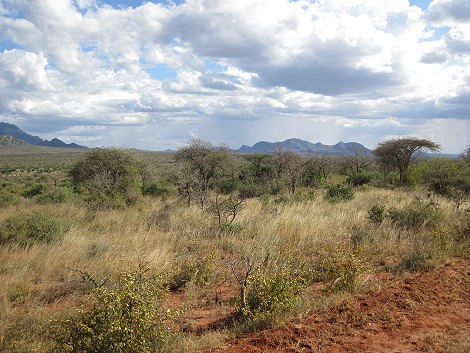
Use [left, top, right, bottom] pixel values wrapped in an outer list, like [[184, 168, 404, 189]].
[[0, 0, 469, 153]]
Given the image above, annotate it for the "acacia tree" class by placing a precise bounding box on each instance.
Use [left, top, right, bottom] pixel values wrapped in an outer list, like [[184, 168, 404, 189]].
[[174, 138, 232, 209], [70, 148, 149, 210], [273, 146, 307, 194], [373, 137, 440, 185]]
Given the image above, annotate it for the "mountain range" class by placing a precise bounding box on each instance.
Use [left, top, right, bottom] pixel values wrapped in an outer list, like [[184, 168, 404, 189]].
[[0, 122, 87, 149], [237, 138, 372, 155], [1, 122, 373, 155]]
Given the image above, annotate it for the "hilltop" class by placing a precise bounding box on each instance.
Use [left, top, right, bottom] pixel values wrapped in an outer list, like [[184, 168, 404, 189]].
[[0, 122, 87, 149], [237, 138, 372, 155]]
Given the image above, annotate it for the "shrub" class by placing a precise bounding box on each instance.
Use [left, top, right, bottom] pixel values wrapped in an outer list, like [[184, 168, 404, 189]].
[[347, 172, 372, 186], [322, 251, 363, 292], [386, 199, 440, 230], [143, 181, 173, 198], [0, 189, 20, 207], [244, 267, 303, 325], [21, 183, 44, 198], [324, 184, 354, 203], [70, 148, 148, 210], [0, 211, 69, 247], [367, 204, 386, 224], [168, 253, 217, 291], [52, 264, 172, 353], [36, 187, 72, 204]]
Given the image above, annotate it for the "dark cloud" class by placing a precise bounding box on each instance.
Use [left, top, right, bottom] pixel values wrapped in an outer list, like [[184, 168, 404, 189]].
[[420, 51, 447, 63], [446, 33, 470, 54], [252, 63, 399, 96], [428, 0, 470, 23]]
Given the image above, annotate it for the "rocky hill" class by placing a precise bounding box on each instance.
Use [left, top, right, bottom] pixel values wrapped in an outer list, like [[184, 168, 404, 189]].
[[0, 122, 86, 149], [238, 138, 372, 156]]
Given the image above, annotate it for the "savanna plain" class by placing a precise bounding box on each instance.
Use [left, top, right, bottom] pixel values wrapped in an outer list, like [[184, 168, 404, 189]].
[[0, 141, 469, 353]]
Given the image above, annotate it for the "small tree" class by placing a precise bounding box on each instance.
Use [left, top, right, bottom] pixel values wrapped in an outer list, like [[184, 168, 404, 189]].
[[461, 146, 470, 164], [174, 139, 232, 209], [70, 148, 149, 210], [373, 137, 440, 185]]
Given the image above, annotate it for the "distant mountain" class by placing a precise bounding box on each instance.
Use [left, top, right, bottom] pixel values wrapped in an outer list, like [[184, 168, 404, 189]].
[[0, 134, 27, 147], [237, 138, 372, 156], [0, 122, 87, 149]]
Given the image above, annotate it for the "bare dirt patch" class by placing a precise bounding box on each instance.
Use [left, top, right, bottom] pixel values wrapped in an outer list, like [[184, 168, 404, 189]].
[[213, 259, 470, 353]]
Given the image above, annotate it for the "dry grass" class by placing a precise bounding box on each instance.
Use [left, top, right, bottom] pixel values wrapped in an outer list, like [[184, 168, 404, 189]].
[[0, 186, 468, 352]]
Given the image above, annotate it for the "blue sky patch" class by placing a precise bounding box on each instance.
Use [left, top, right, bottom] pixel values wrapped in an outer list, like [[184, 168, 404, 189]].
[[205, 60, 227, 73], [144, 63, 177, 80], [0, 39, 22, 52]]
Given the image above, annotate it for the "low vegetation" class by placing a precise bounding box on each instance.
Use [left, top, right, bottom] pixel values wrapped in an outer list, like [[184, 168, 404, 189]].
[[0, 139, 468, 352]]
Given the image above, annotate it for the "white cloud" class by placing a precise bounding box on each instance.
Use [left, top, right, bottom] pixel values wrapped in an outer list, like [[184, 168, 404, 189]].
[[0, 0, 468, 153]]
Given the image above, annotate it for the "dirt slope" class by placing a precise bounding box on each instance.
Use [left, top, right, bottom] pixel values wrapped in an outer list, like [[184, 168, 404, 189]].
[[214, 259, 469, 353]]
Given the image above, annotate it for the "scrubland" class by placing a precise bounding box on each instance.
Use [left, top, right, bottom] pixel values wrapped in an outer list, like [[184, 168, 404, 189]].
[[0, 146, 468, 352]]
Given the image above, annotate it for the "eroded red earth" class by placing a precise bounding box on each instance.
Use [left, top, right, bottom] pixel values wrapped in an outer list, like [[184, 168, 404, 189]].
[[211, 259, 470, 353]]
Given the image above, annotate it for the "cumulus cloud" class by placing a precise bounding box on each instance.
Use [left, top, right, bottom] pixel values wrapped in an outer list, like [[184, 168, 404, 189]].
[[0, 0, 468, 153]]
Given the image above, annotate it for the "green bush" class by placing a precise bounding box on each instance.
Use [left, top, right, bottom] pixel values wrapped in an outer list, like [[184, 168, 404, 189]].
[[52, 265, 172, 353], [386, 200, 439, 230], [0, 189, 20, 207], [367, 204, 386, 224], [70, 148, 149, 210], [143, 181, 173, 198], [347, 172, 372, 186], [0, 211, 69, 247], [244, 267, 303, 325], [36, 187, 72, 204], [324, 184, 354, 203], [21, 183, 44, 198], [322, 251, 363, 292]]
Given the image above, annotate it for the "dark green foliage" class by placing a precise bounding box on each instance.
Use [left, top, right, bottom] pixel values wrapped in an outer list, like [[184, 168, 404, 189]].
[[143, 181, 172, 198], [36, 187, 72, 204], [347, 172, 372, 186], [413, 157, 470, 209], [367, 204, 386, 224], [324, 184, 354, 203], [52, 265, 171, 353], [386, 200, 439, 230], [374, 137, 440, 185], [0, 189, 20, 206], [0, 211, 69, 247], [70, 148, 148, 210], [21, 183, 44, 198], [214, 176, 240, 195]]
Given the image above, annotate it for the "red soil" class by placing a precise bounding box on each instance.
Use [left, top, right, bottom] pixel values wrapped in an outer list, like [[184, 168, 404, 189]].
[[212, 259, 470, 353]]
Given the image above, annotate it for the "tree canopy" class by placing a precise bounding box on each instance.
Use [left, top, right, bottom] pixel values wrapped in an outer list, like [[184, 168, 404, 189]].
[[373, 137, 440, 185]]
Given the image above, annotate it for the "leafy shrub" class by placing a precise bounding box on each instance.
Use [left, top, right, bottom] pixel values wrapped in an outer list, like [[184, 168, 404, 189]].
[[386, 200, 440, 230], [0, 211, 69, 247], [347, 172, 372, 186], [292, 189, 316, 203], [52, 265, 172, 353], [324, 184, 354, 203], [322, 251, 363, 292], [219, 222, 244, 235], [169, 253, 217, 291], [143, 181, 173, 198], [36, 187, 72, 204], [21, 183, 44, 198], [70, 148, 148, 210], [244, 267, 304, 325], [367, 204, 386, 224], [0, 189, 20, 207], [398, 251, 435, 272]]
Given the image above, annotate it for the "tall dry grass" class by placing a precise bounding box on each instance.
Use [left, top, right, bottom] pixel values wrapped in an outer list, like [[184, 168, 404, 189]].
[[0, 186, 467, 351]]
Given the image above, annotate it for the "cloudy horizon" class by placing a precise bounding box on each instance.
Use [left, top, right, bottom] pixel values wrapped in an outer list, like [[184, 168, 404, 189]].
[[0, 0, 469, 153]]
